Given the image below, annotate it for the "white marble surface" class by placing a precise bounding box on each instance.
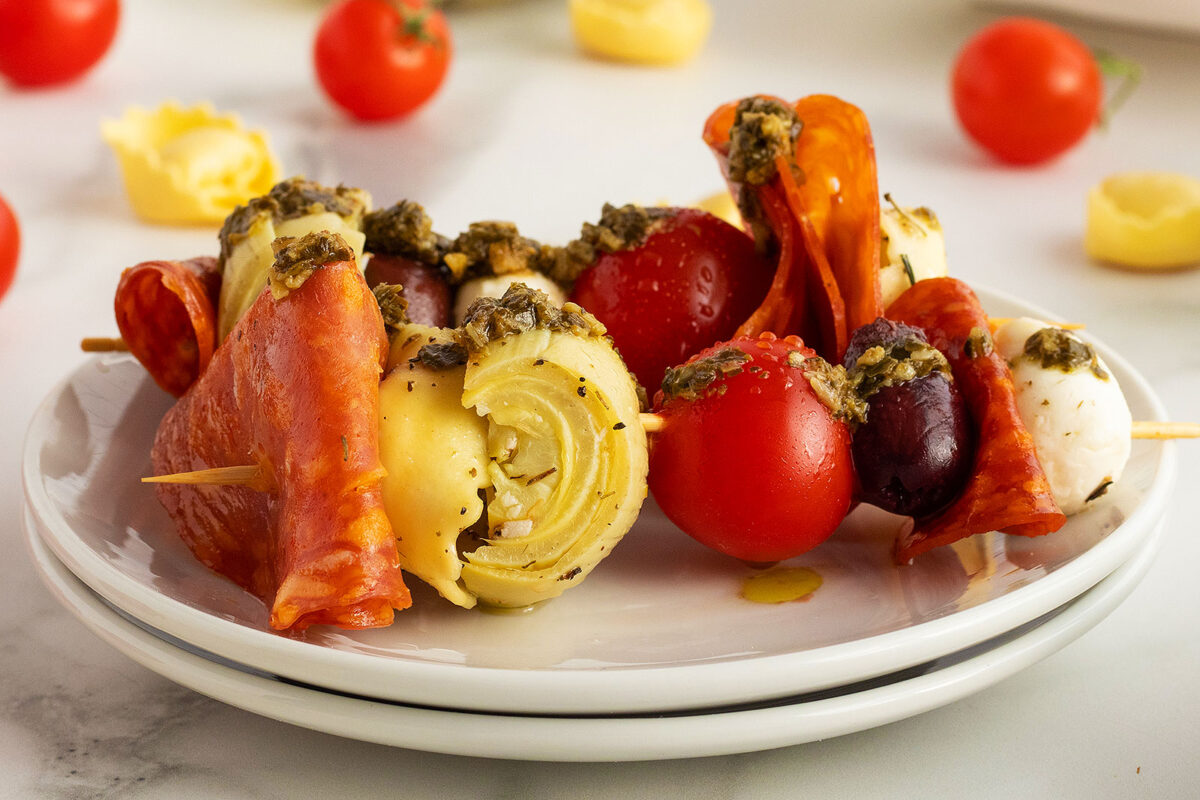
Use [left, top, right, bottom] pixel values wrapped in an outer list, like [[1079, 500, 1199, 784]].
[[2, 0, 1198, 796]]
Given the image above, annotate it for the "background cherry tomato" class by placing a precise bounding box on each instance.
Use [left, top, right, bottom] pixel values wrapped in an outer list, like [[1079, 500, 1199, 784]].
[[649, 335, 854, 563], [569, 208, 772, 392], [314, 0, 452, 122], [952, 17, 1101, 165], [0, 193, 20, 303], [0, 0, 119, 87]]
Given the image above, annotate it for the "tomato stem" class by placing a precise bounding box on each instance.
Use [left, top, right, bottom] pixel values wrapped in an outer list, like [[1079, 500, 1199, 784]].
[[1093, 50, 1142, 130]]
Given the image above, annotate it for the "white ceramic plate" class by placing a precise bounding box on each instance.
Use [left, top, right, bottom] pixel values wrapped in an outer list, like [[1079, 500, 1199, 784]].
[[24, 506, 1165, 761], [22, 287, 1174, 715]]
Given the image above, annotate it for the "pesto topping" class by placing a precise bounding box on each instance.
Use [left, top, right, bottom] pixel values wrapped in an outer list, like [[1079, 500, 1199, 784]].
[[727, 97, 802, 186], [371, 283, 410, 333], [456, 282, 607, 351], [268, 231, 354, 298], [963, 326, 994, 359], [794, 355, 868, 426], [660, 347, 751, 402], [1020, 327, 1109, 380], [537, 203, 674, 287], [412, 341, 469, 370], [443, 221, 543, 281], [363, 201, 448, 265], [219, 177, 370, 266], [848, 337, 952, 401]]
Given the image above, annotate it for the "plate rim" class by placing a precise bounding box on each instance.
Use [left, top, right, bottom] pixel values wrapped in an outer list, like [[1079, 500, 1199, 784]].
[[23, 503, 1165, 762], [21, 285, 1177, 715]]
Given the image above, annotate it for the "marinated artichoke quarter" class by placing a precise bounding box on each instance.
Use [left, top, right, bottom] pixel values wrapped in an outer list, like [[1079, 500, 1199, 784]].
[[216, 177, 371, 340], [377, 285, 649, 609]]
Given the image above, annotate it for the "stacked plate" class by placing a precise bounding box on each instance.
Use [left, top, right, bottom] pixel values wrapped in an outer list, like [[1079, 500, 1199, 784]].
[[22, 289, 1175, 762]]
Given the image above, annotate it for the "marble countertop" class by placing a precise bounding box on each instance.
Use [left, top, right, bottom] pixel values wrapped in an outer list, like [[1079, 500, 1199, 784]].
[[2, 0, 1198, 796]]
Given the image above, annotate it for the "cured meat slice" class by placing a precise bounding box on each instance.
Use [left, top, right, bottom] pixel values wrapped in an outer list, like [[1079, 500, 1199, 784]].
[[886, 278, 1066, 562], [151, 233, 409, 629], [703, 94, 881, 362], [114, 257, 220, 396]]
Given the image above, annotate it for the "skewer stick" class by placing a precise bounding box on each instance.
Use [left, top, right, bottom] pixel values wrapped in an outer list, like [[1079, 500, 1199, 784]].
[[142, 465, 270, 491], [138, 418, 1197, 488], [987, 318, 1085, 331], [80, 337, 129, 352], [1131, 421, 1200, 440]]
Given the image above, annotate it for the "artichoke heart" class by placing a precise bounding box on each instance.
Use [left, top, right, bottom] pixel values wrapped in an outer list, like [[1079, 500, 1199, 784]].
[[460, 327, 648, 608], [217, 179, 370, 340], [378, 324, 489, 609]]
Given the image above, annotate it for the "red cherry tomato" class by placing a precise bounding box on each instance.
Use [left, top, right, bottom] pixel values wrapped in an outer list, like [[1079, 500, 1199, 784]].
[[569, 208, 772, 392], [0, 0, 119, 87], [314, 0, 452, 122], [0, 193, 18, 303], [952, 17, 1102, 165], [649, 334, 854, 563]]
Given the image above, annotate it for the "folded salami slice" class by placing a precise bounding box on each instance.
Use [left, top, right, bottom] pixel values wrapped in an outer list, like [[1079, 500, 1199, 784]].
[[886, 278, 1066, 562], [151, 233, 409, 630], [114, 257, 220, 396], [703, 94, 881, 362]]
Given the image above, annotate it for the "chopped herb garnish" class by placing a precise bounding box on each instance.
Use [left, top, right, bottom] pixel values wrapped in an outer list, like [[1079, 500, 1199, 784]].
[[660, 347, 752, 401], [372, 283, 410, 333], [796, 355, 868, 426], [963, 327, 994, 359], [1020, 327, 1109, 380], [363, 200, 448, 265], [412, 341, 469, 370], [268, 231, 355, 299]]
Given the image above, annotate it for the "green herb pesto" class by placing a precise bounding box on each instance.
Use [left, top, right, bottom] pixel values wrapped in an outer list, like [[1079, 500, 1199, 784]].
[[963, 326, 994, 359], [455, 282, 607, 351], [371, 283, 410, 333], [539, 203, 674, 287], [848, 338, 952, 401], [660, 347, 751, 402], [790, 353, 868, 426], [727, 97, 802, 186], [268, 231, 355, 299], [1020, 327, 1109, 380], [363, 201, 448, 265], [219, 177, 370, 266], [442, 221, 544, 282], [412, 341, 469, 370]]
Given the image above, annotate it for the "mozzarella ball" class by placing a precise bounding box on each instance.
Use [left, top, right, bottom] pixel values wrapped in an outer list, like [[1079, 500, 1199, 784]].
[[453, 271, 566, 325], [995, 317, 1132, 515]]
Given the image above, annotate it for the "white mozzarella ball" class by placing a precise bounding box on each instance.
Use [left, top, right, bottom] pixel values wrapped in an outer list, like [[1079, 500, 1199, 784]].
[[995, 317, 1132, 515], [453, 271, 567, 325], [879, 203, 948, 308]]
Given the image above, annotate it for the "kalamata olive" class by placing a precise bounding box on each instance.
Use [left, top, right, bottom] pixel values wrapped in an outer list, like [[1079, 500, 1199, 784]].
[[851, 374, 973, 518], [364, 254, 451, 328], [844, 318, 974, 518]]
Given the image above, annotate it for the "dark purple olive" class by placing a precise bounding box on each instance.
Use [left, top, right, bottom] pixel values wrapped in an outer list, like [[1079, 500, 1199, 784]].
[[364, 254, 452, 328], [851, 374, 973, 517], [845, 318, 974, 518]]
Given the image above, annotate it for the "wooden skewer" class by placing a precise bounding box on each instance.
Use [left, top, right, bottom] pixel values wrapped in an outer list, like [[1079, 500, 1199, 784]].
[[142, 465, 271, 491], [988, 318, 1085, 331], [80, 337, 129, 352], [1131, 421, 1200, 440], [141, 418, 1197, 488]]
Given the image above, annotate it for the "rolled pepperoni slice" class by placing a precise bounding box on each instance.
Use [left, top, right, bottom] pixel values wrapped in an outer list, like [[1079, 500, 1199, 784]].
[[886, 277, 1066, 562], [702, 94, 880, 363], [114, 256, 220, 397], [151, 232, 410, 630]]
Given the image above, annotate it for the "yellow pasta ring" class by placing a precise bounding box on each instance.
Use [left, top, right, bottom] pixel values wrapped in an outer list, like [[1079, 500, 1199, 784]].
[[1085, 171, 1200, 270], [102, 101, 281, 225], [569, 0, 712, 66]]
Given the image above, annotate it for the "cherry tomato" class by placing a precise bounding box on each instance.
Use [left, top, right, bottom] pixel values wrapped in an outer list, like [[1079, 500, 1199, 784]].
[[0, 192, 19, 303], [649, 334, 854, 563], [314, 0, 452, 122], [569, 208, 772, 392], [952, 17, 1101, 165], [0, 0, 119, 87]]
